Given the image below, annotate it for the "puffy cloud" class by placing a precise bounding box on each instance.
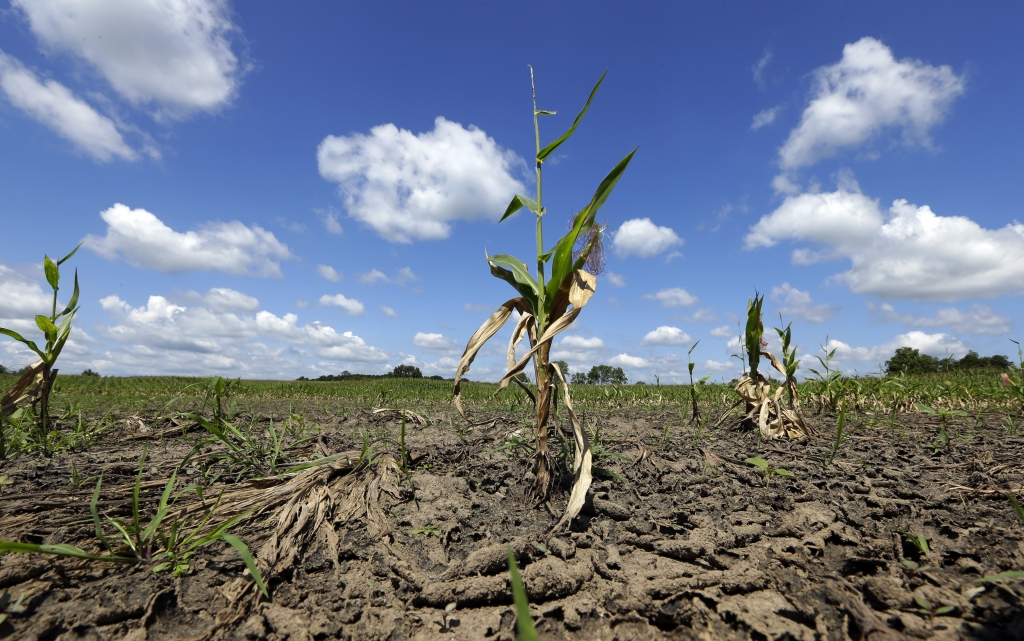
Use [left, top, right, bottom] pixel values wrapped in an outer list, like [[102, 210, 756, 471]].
[[684, 308, 718, 323], [704, 360, 734, 372], [779, 37, 964, 170], [605, 272, 626, 288], [869, 302, 1012, 336], [319, 294, 365, 316], [751, 106, 782, 130], [84, 204, 292, 276], [318, 117, 525, 243], [0, 51, 136, 161], [359, 269, 389, 284], [380, 305, 398, 317], [612, 218, 683, 258], [746, 179, 1024, 301], [644, 287, 698, 308], [770, 283, 837, 323], [203, 288, 259, 313], [822, 331, 967, 368], [609, 353, 650, 369], [559, 336, 605, 350], [413, 332, 458, 355], [709, 326, 734, 339], [13, 0, 244, 118], [639, 326, 691, 346], [317, 265, 342, 282], [0, 265, 53, 319]]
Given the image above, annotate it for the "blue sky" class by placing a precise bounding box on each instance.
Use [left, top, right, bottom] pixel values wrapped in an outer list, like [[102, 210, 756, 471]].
[[2, 1, 1023, 382]]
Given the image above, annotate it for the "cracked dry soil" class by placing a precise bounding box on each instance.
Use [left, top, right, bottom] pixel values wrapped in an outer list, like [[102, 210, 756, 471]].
[[1, 404, 1023, 640]]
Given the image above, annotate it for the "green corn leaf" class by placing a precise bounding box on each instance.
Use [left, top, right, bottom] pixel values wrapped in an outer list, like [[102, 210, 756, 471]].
[[141, 469, 178, 544], [35, 316, 57, 343], [488, 260, 538, 314], [744, 457, 769, 470], [537, 70, 607, 164], [544, 148, 637, 309], [0, 328, 45, 359], [56, 242, 82, 266], [59, 271, 80, 317], [44, 256, 59, 290], [1007, 492, 1024, 524], [507, 546, 537, 641], [488, 254, 539, 297], [0, 539, 122, 563], [90, 474, 114, 553], [499, 194, 541, 222], [535, 110, 557, 116], [975, 570, 1024, 583], [222, 533, 269, 598]]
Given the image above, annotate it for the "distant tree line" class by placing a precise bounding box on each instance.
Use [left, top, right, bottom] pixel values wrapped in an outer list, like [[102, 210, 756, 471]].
[[297, 365, 448, 382], [884, 348, 1013, 376], [1, 363, 100, 377]]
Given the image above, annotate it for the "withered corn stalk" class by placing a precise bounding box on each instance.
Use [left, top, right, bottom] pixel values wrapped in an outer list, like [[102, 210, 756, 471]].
[[453, 68, 636, 528], [734, 293, 810, 440]]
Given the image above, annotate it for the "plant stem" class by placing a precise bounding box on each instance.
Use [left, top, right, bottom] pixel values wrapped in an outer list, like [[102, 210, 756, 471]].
[[529, 65, 546, 336]]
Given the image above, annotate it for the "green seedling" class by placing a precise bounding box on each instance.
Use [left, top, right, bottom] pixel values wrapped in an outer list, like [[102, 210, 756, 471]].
[[926, 426, 950, 454], [914, 595, 954, 618], [744, 457, 796, 488], [1007, 492, 1024, 526], [916, 403, 968, 432], [412, 525, 440, 537], [900, 560, 932, 576], [819, 399, 851, 469], [0, 475, 11, 489], [974, 518, 997, 534], [896, 528, 930, 556], [686, 340, 711, 422], [453, 67, 637, 502], [0, 244, 81, 455], [507, 546, 537, 641], [437, 602, 458, 633], [774, 319, 801, 410], [808, 338, 844, 413], [975, 570, 1024, 583]]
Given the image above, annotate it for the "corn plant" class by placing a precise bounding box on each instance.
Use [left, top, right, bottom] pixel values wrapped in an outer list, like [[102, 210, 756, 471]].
[[744, 457, 796, 488], [734, 293, 808, 439], [808, 338, 844, 413], [687, 340, 711, 423], [453, 68, 636, 525], [0, 244, 81, 455], [774, 320, 801, 410]]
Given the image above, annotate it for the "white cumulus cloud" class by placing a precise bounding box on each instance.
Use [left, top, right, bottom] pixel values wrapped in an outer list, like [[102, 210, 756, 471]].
[[0, 265, 53, 320], [605, 272, 626, 288], [644, 287, 698, 308], [746, 178, 1024, 301], [779, 37, 964, 170], [318, 117, 525, 243], [84, 204, 292, 276], [319, 294, 365, 316], [639, 326, 691, 346], [203, 287, 259, 313], [0, 51, 136, 161], [869, 302, 1012, 336], [413, 332, 458, 355], [709, 326, 734, 339], [13, 0, 244, 118], [559, 336, 605, 350], [613, 218, 683, 258], [609, 353, 650, 369], [822, 331, 967, 368], [317, 265, 342, 282], [770, 283, 837, 323]]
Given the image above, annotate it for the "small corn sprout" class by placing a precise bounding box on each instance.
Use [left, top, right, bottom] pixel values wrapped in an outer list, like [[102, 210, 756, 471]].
[[454, 68, 636, 528], [0, 244, 81, 454]]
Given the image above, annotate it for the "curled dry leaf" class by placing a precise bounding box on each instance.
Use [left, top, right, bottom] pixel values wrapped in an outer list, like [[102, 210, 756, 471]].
[[1, 360, 46, 417], [735, 350, 810, 440], [549, 361, 592, 533]]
